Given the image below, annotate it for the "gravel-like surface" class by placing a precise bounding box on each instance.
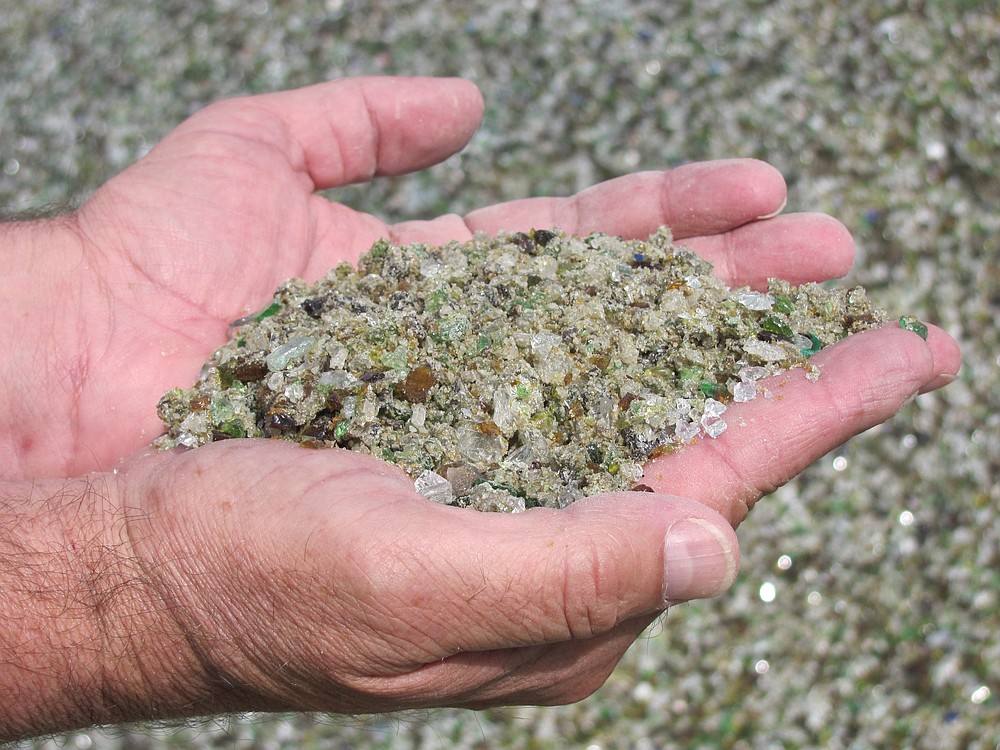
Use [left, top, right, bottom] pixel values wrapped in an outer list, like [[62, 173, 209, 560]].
[[3, 1, 998, 748]]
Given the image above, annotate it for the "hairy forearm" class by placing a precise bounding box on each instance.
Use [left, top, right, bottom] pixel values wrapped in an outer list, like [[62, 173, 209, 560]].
[[0, 474, 206, 740], [0, 476, 130, 738]]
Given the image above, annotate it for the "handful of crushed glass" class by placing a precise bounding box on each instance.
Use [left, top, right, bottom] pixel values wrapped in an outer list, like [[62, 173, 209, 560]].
[[157, 228, 924, 512]]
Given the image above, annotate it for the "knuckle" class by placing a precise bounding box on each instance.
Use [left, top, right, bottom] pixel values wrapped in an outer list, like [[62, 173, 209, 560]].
[[559, 538, 626, 638]]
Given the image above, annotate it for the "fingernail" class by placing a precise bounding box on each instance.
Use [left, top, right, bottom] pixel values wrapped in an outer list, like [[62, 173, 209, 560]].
[[754, 196, 787, 221], [918, 372, 958, 394], [663, 517, 738, 604]]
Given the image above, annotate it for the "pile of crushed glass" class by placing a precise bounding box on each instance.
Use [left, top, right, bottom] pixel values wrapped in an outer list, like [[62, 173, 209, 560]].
[[157, 229, 898, 511]]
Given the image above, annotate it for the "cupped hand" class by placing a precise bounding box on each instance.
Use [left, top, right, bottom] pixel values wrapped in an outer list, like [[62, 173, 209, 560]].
[[13, 76, 861, 479]]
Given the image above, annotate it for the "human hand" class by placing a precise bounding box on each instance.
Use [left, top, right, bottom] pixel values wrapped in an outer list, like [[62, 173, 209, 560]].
[[0, 76, 960, 737], [4, 75, 888, 480]]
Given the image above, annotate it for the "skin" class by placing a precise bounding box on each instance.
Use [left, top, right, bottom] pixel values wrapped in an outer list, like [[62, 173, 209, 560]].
[[0, 76, 960, 740]]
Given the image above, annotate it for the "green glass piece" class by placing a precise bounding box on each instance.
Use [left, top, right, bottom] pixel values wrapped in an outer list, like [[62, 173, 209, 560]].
[[334, 419, 351, 439], [899, 316, 929, 340], [774, 295, 794, 314], [699, 380, 720, 397], [761, 316, 794, 338], [254, 301, 282, 322], [366, 239, 389, 259], [210, 396, 236, 422], [430, 313, 470, 342], [800, 333, 824, 356], [514, 291, 545, 309], [426, 287, 450, 313], [379, 343, 410, 371], [218, 420, 246, 439]]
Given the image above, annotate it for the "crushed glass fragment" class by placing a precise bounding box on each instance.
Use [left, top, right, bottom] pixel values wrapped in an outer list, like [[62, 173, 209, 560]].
[[899, 315, 929, 340], [675, 420, 701, 442], [156, 229, 895, 510], [254, 301, 282, 321], [265, 335, 315, 371], [467, 483, 527, 513], [761, 316, 794, 338], [734, 291, 775, 310], [743, 340, 789, 362], [738, 365, 769, 382], [799, 333, 824, 356], [701, 413, 727, 438], [702, 398, 727, 418], [773, 295, 794, 314], [414, 470, 455, 504]]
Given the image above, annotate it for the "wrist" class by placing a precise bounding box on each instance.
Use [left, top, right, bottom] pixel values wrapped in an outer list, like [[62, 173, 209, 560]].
[[0, 470, 228, 740]]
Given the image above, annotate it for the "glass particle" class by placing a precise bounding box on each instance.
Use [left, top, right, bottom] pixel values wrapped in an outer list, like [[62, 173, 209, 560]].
[[759, 582, 776, 603], [925, 140, 947, 160], [414, 470, 454, 504], [733, 291, 774, 310], [777, 554, 792, 570], [773, 295, 794, 314], [254, 301, 282, 321], [733, 382, 756, 403], [832, 456, 848, 471], [701, 414, 727, 438], [799, 333, 824, 356], [970, 686, 991, 704], [703, 399, 727, 417], [265, 335, 315, 371], [742, 339, 788, 362], [899, 315, 929, 339], [899, 510, 915, 526], [675, 420, 700, 442], [807, 591, 823, 606], [754, 659, 769, 674], [738, 366, 769, 382]]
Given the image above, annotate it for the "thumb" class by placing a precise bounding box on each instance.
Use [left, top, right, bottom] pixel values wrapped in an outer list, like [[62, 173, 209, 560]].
[[379, 492, 740, 656]]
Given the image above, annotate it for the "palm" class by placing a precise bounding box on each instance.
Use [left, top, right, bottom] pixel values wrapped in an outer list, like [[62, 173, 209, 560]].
[[65, 79, 481, 470]]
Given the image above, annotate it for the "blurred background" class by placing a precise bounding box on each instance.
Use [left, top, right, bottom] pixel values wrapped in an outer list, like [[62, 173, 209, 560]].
[[2, 1, 998, 748]]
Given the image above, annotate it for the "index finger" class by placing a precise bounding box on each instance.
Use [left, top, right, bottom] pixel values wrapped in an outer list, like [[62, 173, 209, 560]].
[[177, 76, 485, 190]]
